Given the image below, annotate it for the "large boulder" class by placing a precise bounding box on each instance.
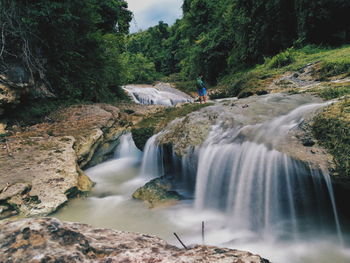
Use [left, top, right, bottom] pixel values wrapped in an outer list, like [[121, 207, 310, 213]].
[[132, 176, 182, 208], [0, 217, 270, 263]]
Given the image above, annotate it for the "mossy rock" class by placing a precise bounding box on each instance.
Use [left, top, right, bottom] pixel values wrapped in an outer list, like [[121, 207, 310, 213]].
[[132, 176, 182, 208]]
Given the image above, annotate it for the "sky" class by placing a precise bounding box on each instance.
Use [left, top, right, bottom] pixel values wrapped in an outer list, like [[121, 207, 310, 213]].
[[127, 0, 183, 33]]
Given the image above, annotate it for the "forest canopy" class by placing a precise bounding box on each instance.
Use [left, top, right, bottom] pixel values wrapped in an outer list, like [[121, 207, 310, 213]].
[[126, 0, 350, 84], [1, 0, 349, 100], [0, 0, 132, 102]]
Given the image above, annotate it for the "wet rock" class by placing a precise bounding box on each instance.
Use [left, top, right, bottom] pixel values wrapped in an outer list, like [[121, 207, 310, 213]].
[[0, 183, 31, 201], [0, 217, 270, 263], [157, 93, 333, 171], [133, 176, 182, 208], [301, 137, 316, 147]]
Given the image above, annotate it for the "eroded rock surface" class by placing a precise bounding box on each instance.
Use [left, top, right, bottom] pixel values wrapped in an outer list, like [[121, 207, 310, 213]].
[[0, 217, 269, 263], [157, 93, 333, 171]]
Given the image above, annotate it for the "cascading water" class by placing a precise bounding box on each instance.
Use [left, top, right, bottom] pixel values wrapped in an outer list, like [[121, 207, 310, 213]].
[[53, 94, 350, 263], [193, 101, 343, 242], [140, 95, 345, 246], [139, 133, 165, 179], [123, 84, 193, 106]]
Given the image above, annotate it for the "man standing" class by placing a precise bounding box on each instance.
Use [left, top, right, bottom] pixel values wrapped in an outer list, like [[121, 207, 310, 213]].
[[196, 74, 207, 104]]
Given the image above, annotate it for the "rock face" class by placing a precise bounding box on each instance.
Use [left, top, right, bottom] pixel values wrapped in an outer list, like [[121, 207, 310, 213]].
[[0, 68, 54, 117], [0, 218, 269, 263], [0, 103, 167, 219], [0, 81, 23, 116], [0, 136, 93, 217], [0, 105, 122, 218], [132, 176, 182, 208]]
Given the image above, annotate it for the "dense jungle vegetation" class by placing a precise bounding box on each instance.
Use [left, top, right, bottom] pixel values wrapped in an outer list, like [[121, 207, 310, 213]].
[[1, 0, 349, 101], [125, 0, 350, 85], [0, 0, 132, 103]]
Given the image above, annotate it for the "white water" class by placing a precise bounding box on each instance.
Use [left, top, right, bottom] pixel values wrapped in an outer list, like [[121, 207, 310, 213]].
[[54, 96, 350, 263], [192, 101, 343, 243], [139, 133, 164, 179], [123, 84, 193, 106]]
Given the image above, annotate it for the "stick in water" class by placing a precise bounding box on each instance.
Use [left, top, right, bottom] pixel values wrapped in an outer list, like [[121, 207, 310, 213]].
[[202, 221, 205, 245], [173, 232, 188, 250]]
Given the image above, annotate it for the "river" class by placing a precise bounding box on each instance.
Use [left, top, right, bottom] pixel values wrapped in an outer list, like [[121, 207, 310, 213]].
[[53, 90, 350, 263]]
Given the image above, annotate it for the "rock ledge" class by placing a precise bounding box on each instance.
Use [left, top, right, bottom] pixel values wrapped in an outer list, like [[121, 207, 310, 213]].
[[0, 217, 269, 263]]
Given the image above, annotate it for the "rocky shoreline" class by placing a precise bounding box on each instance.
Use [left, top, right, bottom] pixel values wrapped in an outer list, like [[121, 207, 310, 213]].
[[0, 103, 164, 219], [0, 217, 270, 263]]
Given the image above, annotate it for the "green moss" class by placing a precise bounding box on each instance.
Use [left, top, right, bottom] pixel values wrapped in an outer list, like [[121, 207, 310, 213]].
[[132, 176, 182, 208], [312, 101, 350, 177]]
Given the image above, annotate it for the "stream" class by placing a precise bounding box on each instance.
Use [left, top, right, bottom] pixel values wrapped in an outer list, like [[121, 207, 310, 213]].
[[53, 89, 350, 263]]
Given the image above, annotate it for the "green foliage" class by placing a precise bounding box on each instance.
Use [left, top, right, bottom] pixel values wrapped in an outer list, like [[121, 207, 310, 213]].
[[126, 0, 350, 87], [120, 52, 160, 83], [312, 102, 350, 177], [219, 45, 350, 99], [6, 99, 74, 126], [131, 127, 155, 151], [319, 61, 350, 78], [268, 49, 296, 68], [1, 0, 132, 102]]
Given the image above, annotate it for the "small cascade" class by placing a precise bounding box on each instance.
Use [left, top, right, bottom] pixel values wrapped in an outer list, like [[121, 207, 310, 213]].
[[86, 133, 142, 194], [123, 84, 193, 106], [114, 133, 142, 160], [139, 133, 165, 179]]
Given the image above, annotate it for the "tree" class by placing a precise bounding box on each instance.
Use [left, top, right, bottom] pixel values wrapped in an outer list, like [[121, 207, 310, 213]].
[[0, 0, 132, 101]]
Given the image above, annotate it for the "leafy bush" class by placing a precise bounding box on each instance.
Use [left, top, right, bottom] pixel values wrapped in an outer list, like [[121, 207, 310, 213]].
[[319, 61, 350, 78], [121, 52, 161, 84], [268, 49, 296, 68]]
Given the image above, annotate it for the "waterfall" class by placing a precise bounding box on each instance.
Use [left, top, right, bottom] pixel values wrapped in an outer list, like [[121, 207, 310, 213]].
[[138, 98, 343, 243], [139, 133, 165, 179], [192, 101, 342, 241], [114, 133, 142, 160], [123, 85, 193, 106]]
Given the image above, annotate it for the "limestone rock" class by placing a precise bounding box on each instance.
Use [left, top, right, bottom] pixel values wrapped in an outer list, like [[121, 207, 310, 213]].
[[0, 121, 7, 134], [0, 217, 270, 263], [0, 136, 90, 217], [133, 176, 182, 208], [0, 103, 165, 219], [157, 94, 333, 171]]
